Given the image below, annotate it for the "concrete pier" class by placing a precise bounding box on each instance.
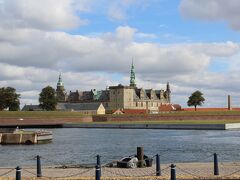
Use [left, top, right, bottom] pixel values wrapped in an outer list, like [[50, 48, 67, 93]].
[[0, 133, 37, 144]]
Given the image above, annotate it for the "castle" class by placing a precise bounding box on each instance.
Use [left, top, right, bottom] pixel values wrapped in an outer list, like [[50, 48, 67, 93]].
[[56, 63, 171, 112]]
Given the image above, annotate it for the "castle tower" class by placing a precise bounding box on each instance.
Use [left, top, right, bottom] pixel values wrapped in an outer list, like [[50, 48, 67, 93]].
[[56, 73, 67, 102], [166, 82, 171, 103], [130, 61, 136, 87]]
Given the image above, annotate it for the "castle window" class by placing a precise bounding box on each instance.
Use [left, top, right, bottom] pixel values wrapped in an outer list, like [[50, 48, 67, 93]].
[[136, 102, 138, 107], [151, 102, 153, 107], [141, 102, 143, 107]]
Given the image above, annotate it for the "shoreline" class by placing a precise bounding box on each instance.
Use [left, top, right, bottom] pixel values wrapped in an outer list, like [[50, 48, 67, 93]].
[[62, 123, 240, 130], [1, 123, 240, 130]]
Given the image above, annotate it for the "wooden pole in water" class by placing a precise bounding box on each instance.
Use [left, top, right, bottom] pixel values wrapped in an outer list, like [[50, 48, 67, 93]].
[[137, 147, 144, 168]]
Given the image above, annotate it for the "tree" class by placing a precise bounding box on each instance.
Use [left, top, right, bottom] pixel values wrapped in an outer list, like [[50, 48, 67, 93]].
[[0, 87, 20, 111], [187, 90, 205, 111], [39, 86, 57, 111]]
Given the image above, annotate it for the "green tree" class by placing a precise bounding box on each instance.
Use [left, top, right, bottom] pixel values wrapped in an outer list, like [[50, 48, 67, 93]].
[[0, 87, 20, 111], [187, 90, 205, 111], [39, 86, 57, 111]]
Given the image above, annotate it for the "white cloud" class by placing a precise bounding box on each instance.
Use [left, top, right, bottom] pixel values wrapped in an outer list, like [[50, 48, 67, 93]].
[[107, 0, 150, 21], [0, 26, 240, 106], [0, 0, 239, 108], [180, 0, 240, 31], [0, 0, 88, 30]]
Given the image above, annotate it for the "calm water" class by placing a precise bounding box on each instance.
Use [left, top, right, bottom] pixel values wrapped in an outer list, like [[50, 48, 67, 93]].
[[1, 128, 240, 167]]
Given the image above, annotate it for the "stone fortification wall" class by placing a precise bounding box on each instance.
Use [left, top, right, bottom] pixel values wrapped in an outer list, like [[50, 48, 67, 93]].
[[0, 116, 93, 127], [92, 114, 240, 122], [21, 134, 36, 144], [1, 134, 21, 144], [0, 133, 36, 144], [1, 114, 240, 127]]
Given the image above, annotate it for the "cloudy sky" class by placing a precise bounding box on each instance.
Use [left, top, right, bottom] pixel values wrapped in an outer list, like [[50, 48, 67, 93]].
[[1, 0, 240, 108]]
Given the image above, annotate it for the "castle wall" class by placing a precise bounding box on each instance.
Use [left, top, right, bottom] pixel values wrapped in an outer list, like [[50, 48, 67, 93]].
[[107, 87, 169, 110], [55, 80, 171, 112], [123, 88, 134, 109], [108, 87, 125, 109]]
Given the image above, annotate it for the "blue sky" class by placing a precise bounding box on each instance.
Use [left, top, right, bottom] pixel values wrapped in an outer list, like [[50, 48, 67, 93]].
[[72, 0, 240, 44], [1, 0, 240, 107]]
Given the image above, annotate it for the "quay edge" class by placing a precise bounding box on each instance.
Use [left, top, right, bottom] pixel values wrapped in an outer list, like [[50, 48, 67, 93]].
[[62, 123, 240, 130]]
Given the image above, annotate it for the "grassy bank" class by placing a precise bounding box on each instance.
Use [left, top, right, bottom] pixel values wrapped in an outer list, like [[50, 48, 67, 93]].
[[1, 110, 240, 118], [0, 111, 90, 118]]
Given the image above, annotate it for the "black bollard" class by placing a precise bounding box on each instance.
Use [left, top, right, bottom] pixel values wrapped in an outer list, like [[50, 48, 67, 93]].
[[137, 147, 144, 168], [170, 164, 176, 180], [16, 166, 21, 180], [36, 155, 42, 177], [96, 155, 101, 176], [214, 153, 219, 175], [156, 154, 161, 176], [95, 165, 101, 180]]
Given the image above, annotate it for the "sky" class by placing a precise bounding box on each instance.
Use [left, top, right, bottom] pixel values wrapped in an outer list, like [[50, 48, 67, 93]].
[[1, 0, 240, 108]]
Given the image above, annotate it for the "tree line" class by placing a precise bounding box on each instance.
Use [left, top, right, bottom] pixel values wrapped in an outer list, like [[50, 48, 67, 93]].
[[0, 86, 205, 111]]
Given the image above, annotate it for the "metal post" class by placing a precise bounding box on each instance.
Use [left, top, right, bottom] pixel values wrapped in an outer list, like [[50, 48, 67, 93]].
[[96, 155, 101, 176], [156, 154, 161, 176], [16, 166, 21, 180], [36, 155, 42, 177], [214, 153, 219, 175], [95, 165, 101, 180], [170, 164, 176, 180], [137, 147, 144, 168], [228, 95, 232, 111]]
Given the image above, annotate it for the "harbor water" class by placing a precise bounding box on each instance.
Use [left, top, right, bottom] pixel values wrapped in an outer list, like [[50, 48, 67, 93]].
[[0, 128, 240, 167]]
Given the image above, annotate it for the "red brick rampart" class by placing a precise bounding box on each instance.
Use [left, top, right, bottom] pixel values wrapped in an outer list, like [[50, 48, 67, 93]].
[[0, 116, 92, 126], [92, 114, 240, 122], [1, 114, 240, 127]]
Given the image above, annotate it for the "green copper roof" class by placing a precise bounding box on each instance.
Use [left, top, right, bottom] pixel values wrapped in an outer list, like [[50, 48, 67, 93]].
[[57, 73, 64, 86], [91, 89, 103, 100], [130, 61, 136, 87]]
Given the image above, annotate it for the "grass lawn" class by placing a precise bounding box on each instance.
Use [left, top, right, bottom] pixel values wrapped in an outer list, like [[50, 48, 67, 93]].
[[1, 110, 240, 118], [0, 111, 90, 118]]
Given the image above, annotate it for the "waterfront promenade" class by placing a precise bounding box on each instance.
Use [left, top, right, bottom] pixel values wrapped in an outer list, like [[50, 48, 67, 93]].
[[1, 162, 240, 179]]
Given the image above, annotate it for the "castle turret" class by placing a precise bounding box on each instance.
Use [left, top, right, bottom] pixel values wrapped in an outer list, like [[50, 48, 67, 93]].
[[56, 73, 67, 102], [130, 61, 136, 87], [57, 73, 64, 91], [166, 82, 171, 103]]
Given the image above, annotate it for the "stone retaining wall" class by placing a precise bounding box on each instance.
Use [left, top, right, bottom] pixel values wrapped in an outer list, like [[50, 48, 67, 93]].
[[0, 116, 93, 127], [1, 114, 240, 127], [0, 133, 37, 144], [92, 114, 240, 122]]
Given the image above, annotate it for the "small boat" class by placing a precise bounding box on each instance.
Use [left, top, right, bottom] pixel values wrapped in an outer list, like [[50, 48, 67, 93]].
[[0, 127, 53, 144], [35, 129, 53, 144]]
